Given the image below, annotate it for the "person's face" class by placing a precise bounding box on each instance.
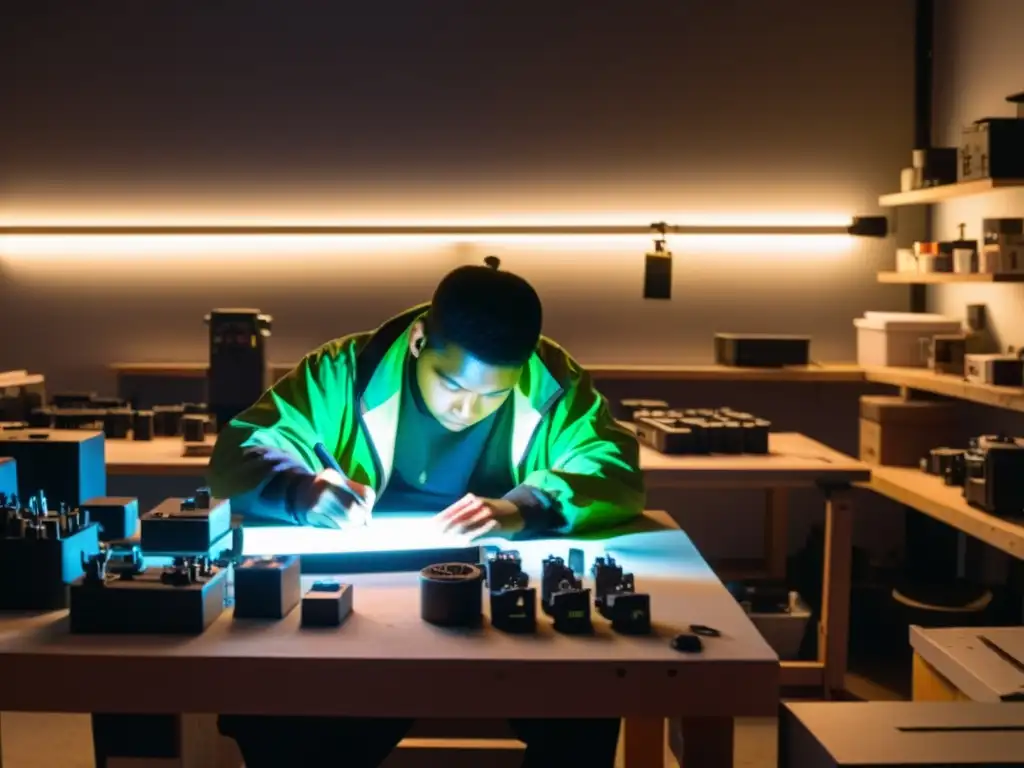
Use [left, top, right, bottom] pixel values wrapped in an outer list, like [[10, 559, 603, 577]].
[[409, 322, 522, 432]]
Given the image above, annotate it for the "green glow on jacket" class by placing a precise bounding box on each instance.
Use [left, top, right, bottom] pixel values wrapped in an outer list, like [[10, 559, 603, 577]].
[[206, 307, 645, 534]]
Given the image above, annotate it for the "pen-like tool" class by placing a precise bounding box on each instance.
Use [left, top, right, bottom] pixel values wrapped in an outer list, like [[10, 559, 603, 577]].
[[313, 442, 373, 525]]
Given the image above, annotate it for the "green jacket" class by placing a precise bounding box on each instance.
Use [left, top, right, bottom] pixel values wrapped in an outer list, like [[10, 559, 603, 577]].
[[206, 305, 644, 534]]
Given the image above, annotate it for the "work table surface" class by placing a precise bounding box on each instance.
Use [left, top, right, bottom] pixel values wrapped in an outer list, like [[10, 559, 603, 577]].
[[0, 511, 778, 719]]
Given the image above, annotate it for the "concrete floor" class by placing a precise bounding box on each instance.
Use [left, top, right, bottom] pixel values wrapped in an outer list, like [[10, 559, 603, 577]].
[[0, 714, 779, 768]]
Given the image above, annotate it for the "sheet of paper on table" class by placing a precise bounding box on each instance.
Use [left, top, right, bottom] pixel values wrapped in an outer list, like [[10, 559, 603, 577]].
[[239, 513, 614, 575], [240, 514, 473, 556]]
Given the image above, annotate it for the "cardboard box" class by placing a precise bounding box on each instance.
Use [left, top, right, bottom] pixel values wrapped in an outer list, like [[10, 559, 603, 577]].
[[858, 396, 956, 467]]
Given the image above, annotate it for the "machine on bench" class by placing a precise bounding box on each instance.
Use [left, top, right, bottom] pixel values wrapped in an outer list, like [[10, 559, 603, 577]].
[[0, 487, 102, 610], [68, 487, 240, 634], [628, 404, 772, 455]]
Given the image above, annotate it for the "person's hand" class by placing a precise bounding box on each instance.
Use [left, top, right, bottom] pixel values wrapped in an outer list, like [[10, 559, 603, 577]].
[[300, 469, 374, 529], [435, 494, 523, 539]]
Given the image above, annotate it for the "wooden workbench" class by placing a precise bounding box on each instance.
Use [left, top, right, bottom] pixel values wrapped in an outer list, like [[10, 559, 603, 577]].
[[637, 432, 869, 695], [0, 510, 778, 768], [102, 431, 869, 696]]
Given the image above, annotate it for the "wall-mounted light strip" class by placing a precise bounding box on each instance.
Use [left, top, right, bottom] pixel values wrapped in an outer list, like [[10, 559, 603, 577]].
[[0, 223, 860, 236]]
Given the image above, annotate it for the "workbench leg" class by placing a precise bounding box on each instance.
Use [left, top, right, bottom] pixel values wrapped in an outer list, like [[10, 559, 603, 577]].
[[669, 717, 734, 768], [764, 488, 789, 580], [818, 487, 853, 697], [623, 717, 664, 768]]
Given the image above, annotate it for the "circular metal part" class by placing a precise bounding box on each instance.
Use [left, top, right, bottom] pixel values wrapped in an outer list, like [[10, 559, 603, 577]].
[[420, 562, 484, 627]]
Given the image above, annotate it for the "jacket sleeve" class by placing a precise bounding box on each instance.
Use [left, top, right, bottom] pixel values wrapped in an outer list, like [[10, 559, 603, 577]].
[[206, 343, 354, 524], [513, 368, 645, 535]]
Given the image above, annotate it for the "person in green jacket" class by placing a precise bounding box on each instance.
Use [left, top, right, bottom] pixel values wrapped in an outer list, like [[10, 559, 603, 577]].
[[210, 260, 644, 768]]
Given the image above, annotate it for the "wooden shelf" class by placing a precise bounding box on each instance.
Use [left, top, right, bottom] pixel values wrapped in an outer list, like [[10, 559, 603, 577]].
[[878, 178, 1024, 206], [862, 365, 1024, 413], [869, 466, 1024, 560], [109, 361, 866, 383], [877, 271, 1024, 284]]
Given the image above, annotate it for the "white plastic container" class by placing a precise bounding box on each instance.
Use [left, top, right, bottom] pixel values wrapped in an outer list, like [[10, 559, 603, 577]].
[[747, 591, 811, 661], [853, 311, 963, 368]]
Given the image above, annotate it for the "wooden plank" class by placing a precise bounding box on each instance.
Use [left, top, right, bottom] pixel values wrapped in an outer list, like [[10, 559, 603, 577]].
[[639, 432, 870, 488], [869, 466, 1024, 559], [912, 652, 970, 702], [105, 437, 213, 476], [877, 271, 1024, 284], [819, 489, 853, 695], [108, 361, 865, 383], [863, 365, 1024, 413], [909, 626, 1024, 702], [780, 661, 824, 688], [623, 717, 664, 768], [878, 178, 1024, 206], [587, 363, 863, 382], [0, 513, 779, 720]]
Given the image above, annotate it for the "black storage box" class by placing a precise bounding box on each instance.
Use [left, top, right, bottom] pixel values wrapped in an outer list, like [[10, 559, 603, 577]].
[[714, 334, 811, 367]]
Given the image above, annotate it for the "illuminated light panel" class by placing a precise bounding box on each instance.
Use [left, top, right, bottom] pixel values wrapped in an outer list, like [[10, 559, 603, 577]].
[[240, 515, 473, 556]]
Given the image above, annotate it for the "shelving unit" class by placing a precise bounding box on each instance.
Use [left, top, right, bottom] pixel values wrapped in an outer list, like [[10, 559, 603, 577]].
[[877, 271, 1024, 284], [869, 466, 1024, 559], [878, 178, 1024, 207], [862, 365, 1024, 413]]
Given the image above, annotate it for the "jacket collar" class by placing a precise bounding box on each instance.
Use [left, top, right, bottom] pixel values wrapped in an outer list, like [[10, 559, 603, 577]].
[[359, 311, 563, 485]]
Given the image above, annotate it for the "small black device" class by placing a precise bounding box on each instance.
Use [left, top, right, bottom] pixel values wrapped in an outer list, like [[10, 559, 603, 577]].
[[102, 409, 133, 439], [69, 550, 227, 634], [205, 308, 273, 432], [959, 114, 1024, 182], [0, 491, 102, 610], [643, 222, 672, 300], [591, 555, 651, 634], [0, 429, 106, 506], [419, 562, 483, 627], [484, 550, 536, 633], [139, 491, 231, 554], [911, 146, 958, 187], [81, 496, 140, 541], [490, 575, 537, 634], [925, 448, 967, 487], [233, 555, 302, 620], [962, 437, 1024, 517], [182, 414, 207, 443], [541, 555, 591, 634], [152, 405, 185, 437], [301, 581, 354, 627], [484, 549, 523, 591], [671, 633, 703, 653], [714, 333, 811, 367], [131, 410, 154, 441]]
